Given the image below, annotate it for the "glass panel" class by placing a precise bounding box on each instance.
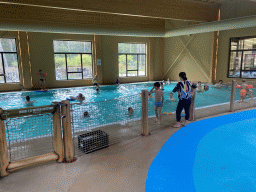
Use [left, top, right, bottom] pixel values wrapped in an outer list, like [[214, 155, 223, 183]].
[[230, 39, 239, 51], [138, 55, 146, 76], [119, 55, 126, 77], [118, 43, 146, 54], [0, 55, 3, 74], [243, 38, 255, 50], [3, 53, 19, 83], [228, 51, 242, 78], [0, 38, 16, 52], [127, 71, 137, 77], [242, 51, 256, 70], [127, 55, 137, 70], [0, 76, 4, 83], [82, 54, 92, 79], [67, 54, 82, 72], [241, 71, 256, 78], [68, 73, 82, 80], [53, 41, 91, 53], [54, 54, 67, 80]]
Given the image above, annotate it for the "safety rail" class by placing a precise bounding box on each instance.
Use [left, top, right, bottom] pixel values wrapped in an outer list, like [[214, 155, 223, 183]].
[[1, 80, 256, 176]]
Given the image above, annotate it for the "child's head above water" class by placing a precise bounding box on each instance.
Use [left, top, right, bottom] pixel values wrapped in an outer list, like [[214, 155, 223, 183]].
[[198, 81, 201, 85], [26, 96, 30, 101], [242, 79, 246, 83], [84, 111, 90, 117], [128, 107, 134, 114]]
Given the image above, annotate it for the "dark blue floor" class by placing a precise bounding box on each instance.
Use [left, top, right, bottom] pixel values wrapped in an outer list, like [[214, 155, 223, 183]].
[[146, 110, 256, 192]]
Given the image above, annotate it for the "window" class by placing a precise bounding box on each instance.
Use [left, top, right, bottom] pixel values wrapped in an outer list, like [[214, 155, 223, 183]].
[[0, 38, 20, 83], [228, 36, 256, 78], [118, 43, 146, 77], [53, 40, 93, 80]]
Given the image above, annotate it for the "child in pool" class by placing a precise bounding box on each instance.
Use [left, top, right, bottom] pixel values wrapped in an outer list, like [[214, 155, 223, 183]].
[[84, 111, 90, 117], [169, 93, 176, 101], [246, 86, 254, 99], [160, 82, 164, 90], [70, 93, 85, 102], [128, 107, 134, 115], [24, 96, 36, 105], [239, 79, 247, 102], [167, 78, 170, 85], [215, 80, 224, 88], [116, 76, 120, 85], [149, 82, 164, 124], [197, 81, 202, 92]]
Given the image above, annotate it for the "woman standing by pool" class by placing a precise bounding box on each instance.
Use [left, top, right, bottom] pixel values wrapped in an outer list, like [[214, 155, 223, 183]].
[[172, 72, 196, 128]]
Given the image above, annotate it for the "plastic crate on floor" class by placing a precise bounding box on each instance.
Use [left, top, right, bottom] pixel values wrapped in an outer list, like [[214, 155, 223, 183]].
[[78, 130, 109, 154]]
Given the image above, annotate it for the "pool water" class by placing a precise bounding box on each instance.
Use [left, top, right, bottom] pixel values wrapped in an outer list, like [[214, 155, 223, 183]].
[[0, 82, 253, 141]]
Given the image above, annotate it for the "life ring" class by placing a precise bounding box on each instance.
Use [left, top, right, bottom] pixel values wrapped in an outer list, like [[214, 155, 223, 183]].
[[236, 85, 241, 89]]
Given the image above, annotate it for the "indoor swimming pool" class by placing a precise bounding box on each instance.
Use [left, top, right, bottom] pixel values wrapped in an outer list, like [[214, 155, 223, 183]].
[[1, 81, 254, 141]]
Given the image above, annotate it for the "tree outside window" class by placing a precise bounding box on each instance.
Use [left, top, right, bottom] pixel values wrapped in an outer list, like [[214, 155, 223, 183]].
[[0, 38, 20, 83], [53, 40, 93, 80], [228, 36, 256, 79], [118, 43, 146, 77]]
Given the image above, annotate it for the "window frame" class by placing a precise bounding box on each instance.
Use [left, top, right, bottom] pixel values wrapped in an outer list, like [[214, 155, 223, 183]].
[[0, 37, 20, 84], [228, 35, 256, 79], [53, 40, 93, 80], [118, 43, 146, 77]]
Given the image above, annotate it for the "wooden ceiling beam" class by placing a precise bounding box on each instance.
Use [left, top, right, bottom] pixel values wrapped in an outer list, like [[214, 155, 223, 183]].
[[1, 0, 219, 22]]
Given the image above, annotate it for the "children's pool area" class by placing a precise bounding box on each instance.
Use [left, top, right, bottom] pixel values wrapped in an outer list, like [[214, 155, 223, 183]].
[[146, 109, 256, 192], [1, 81, 254, 141]]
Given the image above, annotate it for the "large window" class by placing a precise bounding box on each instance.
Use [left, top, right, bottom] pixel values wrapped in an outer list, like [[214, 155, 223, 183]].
[[0, 38, 19, 83], [118, 43, 146, 77], [53, 40, 93, 80], [228, 36, 256, 78]]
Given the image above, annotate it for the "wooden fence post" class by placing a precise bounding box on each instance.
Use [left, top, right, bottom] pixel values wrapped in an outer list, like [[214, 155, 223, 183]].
[[0, 108, 9, 176], [230, 80, 236, 112], [141, 90, 149, 136], [52, 102, 64, 163], [61, 100, 75, 162], [189, 89, 196, 121]]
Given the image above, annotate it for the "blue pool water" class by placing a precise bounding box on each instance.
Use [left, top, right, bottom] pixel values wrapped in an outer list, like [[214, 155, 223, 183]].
[[146, 110, 256, 192], [1, 82, 254, 141]]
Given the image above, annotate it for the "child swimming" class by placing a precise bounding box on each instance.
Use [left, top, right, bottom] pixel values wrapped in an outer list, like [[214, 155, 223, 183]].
[[169, 93, 176, 101], [197, 81, 202, 92], [24, 96, 36, 105], [128, 107, 134, 115], [70, 93, 85, 102], [83, 111, 90, 117], [160, 82, 164, 90], [149, 82, 164, 124]]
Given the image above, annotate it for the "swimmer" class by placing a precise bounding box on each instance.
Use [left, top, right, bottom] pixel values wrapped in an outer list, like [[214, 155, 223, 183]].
[[92, 75, 99, 86], [96, 87, 99, 93], [24, 96, 36, 105], [169, 93, 176, 101], [160, 82, 164, 90], [148, 93, 153, 98], [70, 93, 85, 102], [197, 81, 202, 92], [167, 78, 170, 85], [83, 111, 90, 117], [215, 80, 224, 88], [246, 86, 254, 99], [239, 79, 247, 102], [128, 107, 134, 115], [116, 76, 120, 85]]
